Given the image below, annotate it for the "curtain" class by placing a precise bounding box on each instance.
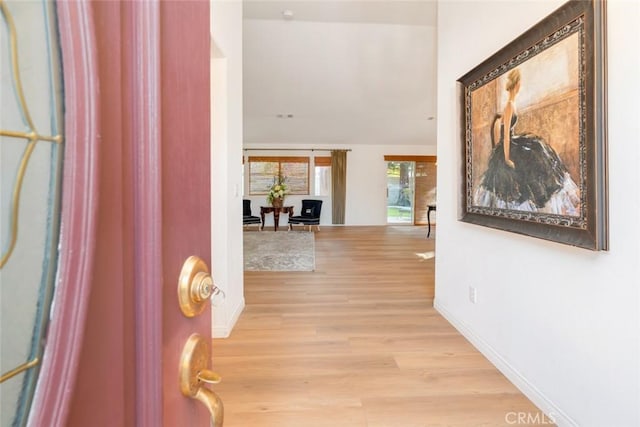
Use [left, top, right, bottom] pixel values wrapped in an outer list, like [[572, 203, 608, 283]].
[[331, 150, 347, 224]]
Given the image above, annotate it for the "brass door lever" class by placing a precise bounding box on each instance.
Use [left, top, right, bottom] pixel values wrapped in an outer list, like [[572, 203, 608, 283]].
[[179, 333, 223, 426]]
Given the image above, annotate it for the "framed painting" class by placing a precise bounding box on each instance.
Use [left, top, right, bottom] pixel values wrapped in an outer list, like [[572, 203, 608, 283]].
[[458, 0, 608, 250]]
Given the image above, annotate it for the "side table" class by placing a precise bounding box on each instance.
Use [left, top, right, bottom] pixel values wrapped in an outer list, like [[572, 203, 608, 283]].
[[260, 206, 294, 231]]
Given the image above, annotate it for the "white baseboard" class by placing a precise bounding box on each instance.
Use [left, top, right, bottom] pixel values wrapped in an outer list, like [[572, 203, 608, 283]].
[[434, 298, 576, 427], [213, 297, 245, 338]]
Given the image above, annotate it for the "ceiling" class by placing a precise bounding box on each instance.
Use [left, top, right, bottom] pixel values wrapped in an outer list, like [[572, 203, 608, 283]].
[[242, 1, 438, 147]]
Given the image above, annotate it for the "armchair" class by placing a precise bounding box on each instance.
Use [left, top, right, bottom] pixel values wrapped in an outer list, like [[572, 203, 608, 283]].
[[243, 199, 262, 229], [288, 199, 323, 231]]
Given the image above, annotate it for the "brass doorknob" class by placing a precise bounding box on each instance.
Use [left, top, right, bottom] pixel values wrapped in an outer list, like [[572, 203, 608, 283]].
[[178, 256, 214, 317], [179, 334, 223, 426]]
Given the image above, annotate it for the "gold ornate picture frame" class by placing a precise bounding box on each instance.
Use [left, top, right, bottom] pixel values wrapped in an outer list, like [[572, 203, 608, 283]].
[[458, 0, 608, 250]]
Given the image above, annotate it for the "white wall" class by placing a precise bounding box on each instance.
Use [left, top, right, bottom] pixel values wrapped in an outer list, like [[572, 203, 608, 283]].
[[210, 0, 244, 338], [243, 143, 436, 226], [435, 1, 640, 426]]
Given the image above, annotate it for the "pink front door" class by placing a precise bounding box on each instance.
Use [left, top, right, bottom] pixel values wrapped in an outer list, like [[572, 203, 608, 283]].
[[28, 1, 214, 426]]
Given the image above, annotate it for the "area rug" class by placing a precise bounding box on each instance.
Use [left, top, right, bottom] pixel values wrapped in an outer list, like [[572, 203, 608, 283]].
[[243, 231, 315, 271]]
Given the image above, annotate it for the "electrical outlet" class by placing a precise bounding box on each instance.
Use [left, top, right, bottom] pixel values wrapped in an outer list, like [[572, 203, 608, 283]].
[[468, 286, 477, 304]]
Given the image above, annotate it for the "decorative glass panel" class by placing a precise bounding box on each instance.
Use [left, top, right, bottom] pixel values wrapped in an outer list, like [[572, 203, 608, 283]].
[[0, 0, 64, 425]]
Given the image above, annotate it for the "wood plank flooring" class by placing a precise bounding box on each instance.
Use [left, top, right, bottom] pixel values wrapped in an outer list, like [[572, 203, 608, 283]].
[[213, 226, 546, 426]]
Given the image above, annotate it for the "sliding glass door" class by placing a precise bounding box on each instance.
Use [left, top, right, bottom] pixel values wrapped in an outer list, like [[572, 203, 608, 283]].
[[386, 161, 415, 224], [385, 157, 437, 225]]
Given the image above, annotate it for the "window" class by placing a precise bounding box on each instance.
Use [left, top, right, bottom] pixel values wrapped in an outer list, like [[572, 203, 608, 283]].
[[248, 156, 309, 194], [314, 156, 331, 196]]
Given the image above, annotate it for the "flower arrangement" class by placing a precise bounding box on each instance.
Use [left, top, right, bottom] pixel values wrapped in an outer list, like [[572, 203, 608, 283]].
[[267, 173, 288, 205]]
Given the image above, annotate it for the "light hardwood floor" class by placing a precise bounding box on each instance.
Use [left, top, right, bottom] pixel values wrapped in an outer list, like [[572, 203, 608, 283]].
[[214, 226, 546, 426]]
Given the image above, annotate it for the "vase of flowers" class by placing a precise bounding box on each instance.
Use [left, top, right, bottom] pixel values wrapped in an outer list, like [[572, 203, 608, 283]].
[[267, 173, 288, 207]]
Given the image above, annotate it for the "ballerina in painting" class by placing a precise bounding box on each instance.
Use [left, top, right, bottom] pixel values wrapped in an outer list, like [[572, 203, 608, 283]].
[[473, 68, 580, 216]]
